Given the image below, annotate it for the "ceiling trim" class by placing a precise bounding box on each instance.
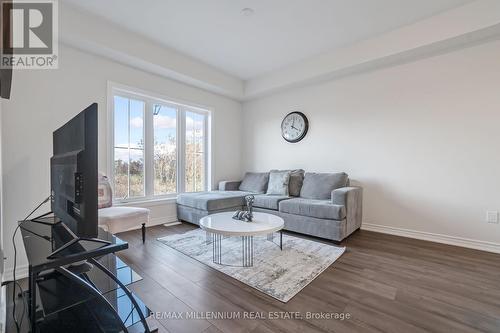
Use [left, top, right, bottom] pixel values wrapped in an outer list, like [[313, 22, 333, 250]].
[[243, 24, 500, 101], [59, 1, 500, 103], [244, 0, 500, 100], [59, 3, 245, 101]]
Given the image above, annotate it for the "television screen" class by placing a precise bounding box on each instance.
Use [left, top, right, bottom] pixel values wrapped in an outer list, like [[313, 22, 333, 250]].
[[1, 0, 12, 99], [0, 67, 12, 99], [50, 103, 98, 238]]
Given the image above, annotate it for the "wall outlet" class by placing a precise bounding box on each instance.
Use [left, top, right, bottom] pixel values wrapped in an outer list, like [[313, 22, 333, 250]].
[[486, 211, 499, 224]]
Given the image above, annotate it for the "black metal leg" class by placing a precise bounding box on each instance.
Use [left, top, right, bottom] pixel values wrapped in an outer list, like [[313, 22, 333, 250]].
[[280, 231, 283, 251], [89, 258, 151, 333], [57, 266, 131, 333], [27, 266, 32, 318], [142, 223, 146, 243], [29, 270, 37, 333]]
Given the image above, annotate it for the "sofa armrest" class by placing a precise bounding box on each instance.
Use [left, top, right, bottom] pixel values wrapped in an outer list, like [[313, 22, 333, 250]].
[[331, 187, 363, 235], [218, 180, 242, 191], [331, 187, 361, 205]]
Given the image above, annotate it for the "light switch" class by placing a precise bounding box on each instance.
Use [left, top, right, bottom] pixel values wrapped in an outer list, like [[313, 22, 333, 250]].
[[486, 211, 499, 224]]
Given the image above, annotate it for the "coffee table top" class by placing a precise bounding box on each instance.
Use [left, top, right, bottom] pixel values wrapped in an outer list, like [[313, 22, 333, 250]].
[[199, 212, 284, 236]]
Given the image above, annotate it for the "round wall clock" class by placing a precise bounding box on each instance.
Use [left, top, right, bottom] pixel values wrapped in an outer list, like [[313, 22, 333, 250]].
[[281, 111, 309, 143]]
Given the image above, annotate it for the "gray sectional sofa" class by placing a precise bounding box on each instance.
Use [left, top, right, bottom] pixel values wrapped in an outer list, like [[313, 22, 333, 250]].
[[176, 170, 363, 242]]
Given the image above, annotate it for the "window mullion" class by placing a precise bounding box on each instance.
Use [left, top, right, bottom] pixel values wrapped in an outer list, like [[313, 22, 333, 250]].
[[178, 107, 186, 194], [203, 114, 209, 191], [144, 100, 154, 198], [127, 98, 131, 199], [207, 112, 212, 191]]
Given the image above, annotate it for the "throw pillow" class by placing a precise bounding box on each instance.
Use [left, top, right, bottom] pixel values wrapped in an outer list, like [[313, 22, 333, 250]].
[[271, 169, 304, 196], [300, 172, 348, 200], [98, 173, 113, 209], [238, 172, 270, 193], [266, 171, 291, 196]]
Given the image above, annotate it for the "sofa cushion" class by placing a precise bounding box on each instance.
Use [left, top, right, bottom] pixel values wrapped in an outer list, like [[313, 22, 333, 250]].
[[177, 191, 252, 211], [279, 198, 346, 220], [266, 170, 291, 195], [300, 172, 348, 200], [239, 172, 269, 193], [253, 194, 291, 210], [271, 169, 304, 197]]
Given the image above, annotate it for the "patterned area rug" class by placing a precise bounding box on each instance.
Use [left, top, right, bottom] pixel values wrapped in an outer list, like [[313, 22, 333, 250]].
[[157, 229, 345, 302]]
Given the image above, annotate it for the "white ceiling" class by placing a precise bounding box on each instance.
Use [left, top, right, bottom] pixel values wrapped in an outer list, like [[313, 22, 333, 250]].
[[62, 0, 472, 80]]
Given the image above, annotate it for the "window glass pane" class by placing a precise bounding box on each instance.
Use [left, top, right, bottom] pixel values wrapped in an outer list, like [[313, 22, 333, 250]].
[[153, 104, 177, 195], [113, 147, 128, 200], [129, 148, 144, 197], [185, 111, 206, 192], [129, 99, 144, 149], [114, 96, 129, 149], [113, 96, 145, 199], [129, 99, 145, 197]]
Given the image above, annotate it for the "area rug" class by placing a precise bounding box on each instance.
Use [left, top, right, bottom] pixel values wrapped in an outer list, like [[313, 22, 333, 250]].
[[157, 229, 345, 302]]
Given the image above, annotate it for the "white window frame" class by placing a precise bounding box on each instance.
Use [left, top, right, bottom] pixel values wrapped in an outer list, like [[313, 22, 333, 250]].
[[107, 82, 213, 203]]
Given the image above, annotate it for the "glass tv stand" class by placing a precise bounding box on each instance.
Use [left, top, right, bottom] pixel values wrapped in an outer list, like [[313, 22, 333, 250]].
[[19, 215, 156, 333]]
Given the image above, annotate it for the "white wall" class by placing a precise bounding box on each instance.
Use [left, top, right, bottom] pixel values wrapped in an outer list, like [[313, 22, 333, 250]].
[[244, 0, 500, 99], [1, 45, 243, 277], [0, 97, 3, 270], [0, 98, 4, 331], [243, 40, 500, 249], [60, 2, 245, 100]]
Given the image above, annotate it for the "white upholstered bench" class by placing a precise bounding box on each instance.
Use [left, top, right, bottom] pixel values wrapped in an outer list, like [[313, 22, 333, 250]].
[[97, 173, 149, 243], [98, 206, 149, 243]]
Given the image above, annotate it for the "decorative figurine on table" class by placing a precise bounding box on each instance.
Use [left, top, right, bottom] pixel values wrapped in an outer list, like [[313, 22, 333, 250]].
[[232, 195, 255, 222]]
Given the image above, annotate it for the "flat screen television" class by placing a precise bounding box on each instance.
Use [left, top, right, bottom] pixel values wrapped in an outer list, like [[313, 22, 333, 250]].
[[50, 103, 98, 238], [1, 0, 12, 99], [0, 67, 12, 99]]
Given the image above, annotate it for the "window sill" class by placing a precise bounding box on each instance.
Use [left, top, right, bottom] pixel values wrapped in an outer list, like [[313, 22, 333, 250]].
[[113, 197, 177, 207]]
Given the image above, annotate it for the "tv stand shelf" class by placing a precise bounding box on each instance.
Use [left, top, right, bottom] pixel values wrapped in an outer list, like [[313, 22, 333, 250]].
[[19, 216, 155, 333]]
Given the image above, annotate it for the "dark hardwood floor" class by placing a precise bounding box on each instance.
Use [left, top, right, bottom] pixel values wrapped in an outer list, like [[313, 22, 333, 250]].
[[6, 224, 500, 332], [114, 224, 500, 333]]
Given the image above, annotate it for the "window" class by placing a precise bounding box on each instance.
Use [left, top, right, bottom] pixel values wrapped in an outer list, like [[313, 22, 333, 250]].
[[185, 111, 206, 192], [110, 85, 210, 202], [153, 103, 177, 195], [113, 96, 145, 200]]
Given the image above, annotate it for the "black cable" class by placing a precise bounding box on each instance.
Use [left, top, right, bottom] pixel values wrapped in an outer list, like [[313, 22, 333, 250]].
[[11, 224, 21, 333], [22, 196, 51, 221], [1, 280, 26, 331], [11, 196, 51, 333], [15, 281, 25, 329]]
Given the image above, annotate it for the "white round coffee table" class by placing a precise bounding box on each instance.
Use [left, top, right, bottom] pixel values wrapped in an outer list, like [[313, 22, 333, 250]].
[[199, 212, 284, 267]]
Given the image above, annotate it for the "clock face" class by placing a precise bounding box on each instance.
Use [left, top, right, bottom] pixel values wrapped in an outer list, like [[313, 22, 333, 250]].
[[281, 112, 309, 143]]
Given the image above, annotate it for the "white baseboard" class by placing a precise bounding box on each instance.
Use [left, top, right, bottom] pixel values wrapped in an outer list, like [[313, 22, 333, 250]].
[[163, 221, 182, 227], [149, 215, 177, 227], [121, 215, 178, 232], [361, 223, 500, 254], [3, 264, 29, 282]]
